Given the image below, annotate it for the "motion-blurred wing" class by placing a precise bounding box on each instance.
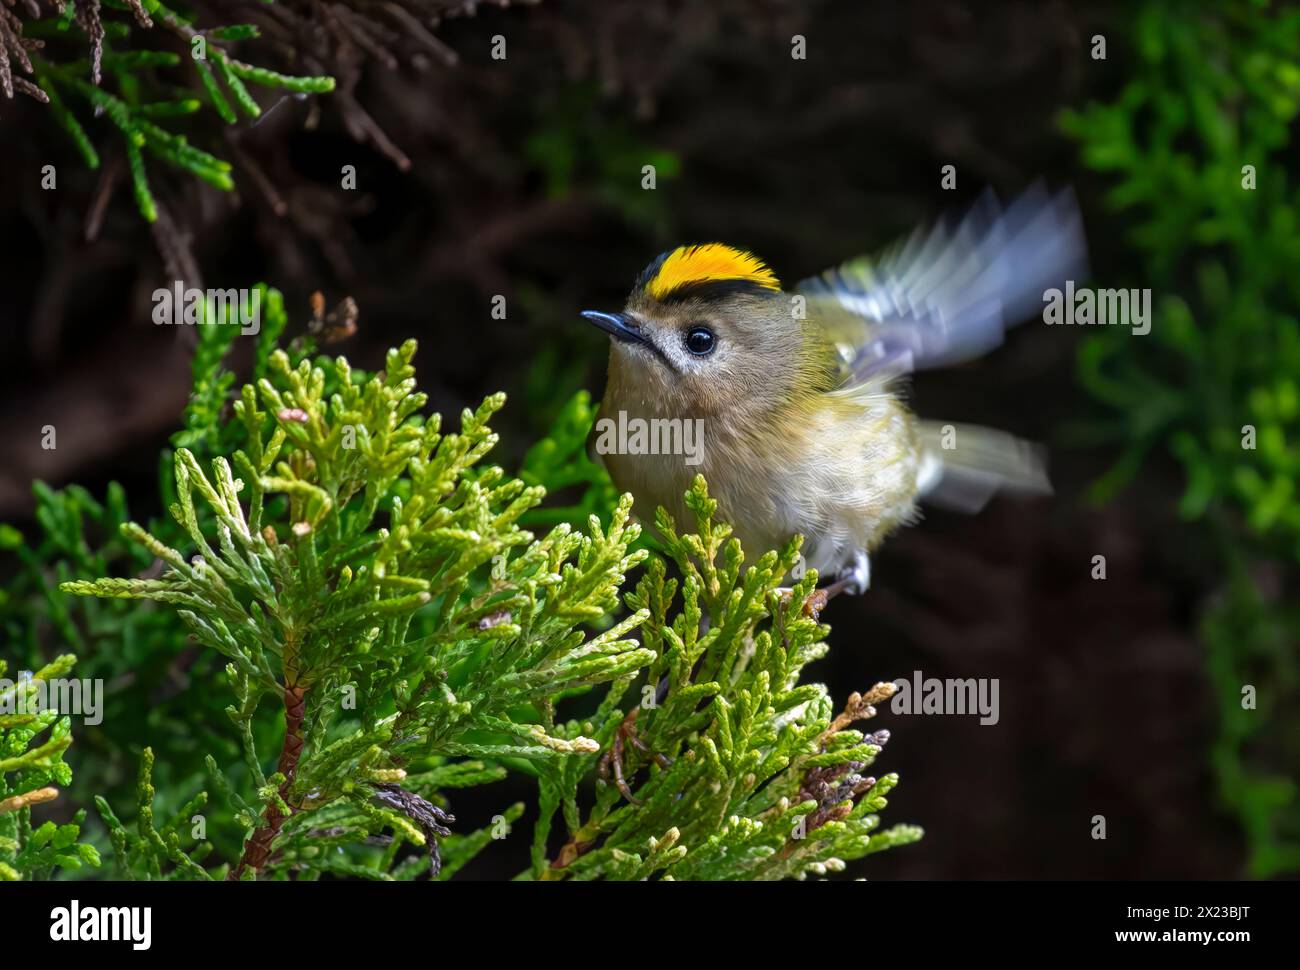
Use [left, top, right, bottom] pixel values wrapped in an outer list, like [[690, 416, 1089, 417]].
[[798, 184, 1088, 384]]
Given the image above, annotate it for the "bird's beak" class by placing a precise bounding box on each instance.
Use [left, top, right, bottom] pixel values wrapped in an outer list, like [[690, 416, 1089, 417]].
[[581, 310, 646, 345]]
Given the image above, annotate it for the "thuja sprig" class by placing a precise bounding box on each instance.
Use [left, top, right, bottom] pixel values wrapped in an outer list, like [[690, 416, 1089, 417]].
[[18, 1, 334, 221], [64, 340, 656, 879], [93, 747, 212, 880], [0, 654, 101, 880], [534, 476, 922, 881]]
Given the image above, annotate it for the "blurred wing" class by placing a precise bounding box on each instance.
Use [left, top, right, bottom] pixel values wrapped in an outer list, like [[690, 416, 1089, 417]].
[[798, 184, 1088, 384]]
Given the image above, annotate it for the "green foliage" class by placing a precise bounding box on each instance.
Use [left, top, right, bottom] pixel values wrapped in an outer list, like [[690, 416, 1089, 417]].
[[23, 2, 334, 222], [1062, 0, 1300, 876], [62, 332, 663, 877], [0, 654, 101, 880], [534, 477, 922, 880], [1062, 1, 1300, 536], [93, 747, 212, 880], [0, 284, 297, 865], [0, 478, 255, 859]]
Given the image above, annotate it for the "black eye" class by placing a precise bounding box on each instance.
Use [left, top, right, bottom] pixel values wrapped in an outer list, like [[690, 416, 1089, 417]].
[[684, 326, 716, 356]]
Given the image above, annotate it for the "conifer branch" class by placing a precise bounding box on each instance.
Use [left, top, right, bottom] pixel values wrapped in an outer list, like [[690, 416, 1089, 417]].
[[9, 1, 540, 224]]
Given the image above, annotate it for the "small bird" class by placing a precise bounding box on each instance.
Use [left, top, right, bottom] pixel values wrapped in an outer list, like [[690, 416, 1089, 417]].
[[583, 185, 1088, 595]]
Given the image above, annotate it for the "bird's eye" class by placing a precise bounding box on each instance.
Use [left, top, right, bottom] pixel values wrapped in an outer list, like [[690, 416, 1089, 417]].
[[684, 326, 716, 356]]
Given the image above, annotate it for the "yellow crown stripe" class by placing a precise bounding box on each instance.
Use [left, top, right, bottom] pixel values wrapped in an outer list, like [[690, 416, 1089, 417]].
[[645, 244, 781, 299]]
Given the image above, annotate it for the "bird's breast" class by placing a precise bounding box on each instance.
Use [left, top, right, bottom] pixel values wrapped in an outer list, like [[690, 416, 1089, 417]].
[[596, 386, 920, 573]]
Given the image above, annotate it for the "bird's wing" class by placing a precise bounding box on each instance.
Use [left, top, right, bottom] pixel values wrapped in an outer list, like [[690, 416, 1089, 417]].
[[797, 184, 1088, 386]]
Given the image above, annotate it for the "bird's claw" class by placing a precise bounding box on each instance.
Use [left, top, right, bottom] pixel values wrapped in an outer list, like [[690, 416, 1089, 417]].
[[823, 551, 871, 598], [777, 551, 870, 616]]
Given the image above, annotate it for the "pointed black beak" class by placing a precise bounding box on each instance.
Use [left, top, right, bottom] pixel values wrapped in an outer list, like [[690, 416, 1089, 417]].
[[581, 310, 646, 345]]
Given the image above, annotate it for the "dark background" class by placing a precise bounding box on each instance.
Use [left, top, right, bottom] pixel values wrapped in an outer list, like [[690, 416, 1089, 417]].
[[0, 0, 1247, 878]]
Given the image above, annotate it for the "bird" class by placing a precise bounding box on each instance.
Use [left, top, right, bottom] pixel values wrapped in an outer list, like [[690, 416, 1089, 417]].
[[581, 185, 1088, 596]]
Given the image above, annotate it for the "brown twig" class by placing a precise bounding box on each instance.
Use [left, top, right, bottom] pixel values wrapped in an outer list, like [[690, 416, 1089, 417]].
[[0, 786, 58, 814], [229, 684, 307, 879]]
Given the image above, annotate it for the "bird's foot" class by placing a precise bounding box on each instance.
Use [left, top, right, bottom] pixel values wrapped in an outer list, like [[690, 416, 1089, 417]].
[[821, 551, 871, 599], [775, 553, 870, 617]]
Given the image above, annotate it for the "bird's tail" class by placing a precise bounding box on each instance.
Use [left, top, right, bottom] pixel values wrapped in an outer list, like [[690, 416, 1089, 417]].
[[914, 420, 1051, 514]]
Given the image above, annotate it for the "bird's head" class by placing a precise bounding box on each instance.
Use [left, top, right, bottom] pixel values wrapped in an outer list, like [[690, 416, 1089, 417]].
[[583, 244, 827, 419]]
